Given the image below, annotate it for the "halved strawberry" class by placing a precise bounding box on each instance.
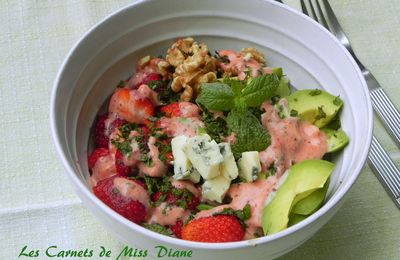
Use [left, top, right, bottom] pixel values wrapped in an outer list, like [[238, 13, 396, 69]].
[[170, 220, 183, 238], [88, 148, 109, 169], [115, 150, 131, 177], [94, 114, 109, 148], [93, 177, 147, 223], [135, 98, 155, 119], [161, 102, 181, 117], [181, 215, 245, 242], [141, 73, 162, 85]]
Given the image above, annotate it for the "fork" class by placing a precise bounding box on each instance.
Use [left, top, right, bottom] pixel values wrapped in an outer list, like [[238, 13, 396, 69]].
[[295, 0, 400, 209]]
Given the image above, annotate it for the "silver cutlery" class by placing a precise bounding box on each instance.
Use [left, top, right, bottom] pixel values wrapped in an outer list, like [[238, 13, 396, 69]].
[[275, 0, 400, 208]]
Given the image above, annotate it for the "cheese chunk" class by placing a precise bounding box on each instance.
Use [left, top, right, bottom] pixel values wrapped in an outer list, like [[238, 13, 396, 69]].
[[238, 151, 261, 182], [184, 134, 224, 180], [202, 176, 231, 203], [219, 143, 239, 180], [171, 136, 192, 180]]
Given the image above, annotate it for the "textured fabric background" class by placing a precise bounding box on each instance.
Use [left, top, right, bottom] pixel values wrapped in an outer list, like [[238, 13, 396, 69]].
[[0, 0, 399, 259]]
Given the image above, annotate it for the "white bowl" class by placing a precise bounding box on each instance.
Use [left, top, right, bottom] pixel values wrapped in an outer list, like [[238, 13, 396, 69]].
[[50, 0, 373, 259]]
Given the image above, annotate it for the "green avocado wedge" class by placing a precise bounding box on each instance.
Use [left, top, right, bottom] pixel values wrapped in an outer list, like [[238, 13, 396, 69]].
[[322, 128, 349, 153], [262, 159, 334, 235], [291, 179, 330, 215], [288, 213, 308, 226], [286, 89, 343, 128]]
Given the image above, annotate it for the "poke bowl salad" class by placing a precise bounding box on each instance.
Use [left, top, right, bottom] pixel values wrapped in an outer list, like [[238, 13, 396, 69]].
[[88, 37, 349, 243]]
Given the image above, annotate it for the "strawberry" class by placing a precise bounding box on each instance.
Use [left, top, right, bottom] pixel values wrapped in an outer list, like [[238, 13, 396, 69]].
[[181, 215, 245, 242], [94, 114, 109, 148], [170, 220, 183, 238], [93, 177, 147, 224], [88, 148, 109, 169], [187, 195, 200, 211], [115, 150, 131, 177], [141, 73, 162, 86], [161, 102, 200, 118], [94, 114, 127, 148], [132, 73, 163, 89], [135, 98, 155, 119], [110, 118, 128, 133], [161, 102, 181, 117]]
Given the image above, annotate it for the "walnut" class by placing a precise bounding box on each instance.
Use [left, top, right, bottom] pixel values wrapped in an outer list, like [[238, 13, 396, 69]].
[[166, 38, 217, 101], [241, 47, 266, 64]]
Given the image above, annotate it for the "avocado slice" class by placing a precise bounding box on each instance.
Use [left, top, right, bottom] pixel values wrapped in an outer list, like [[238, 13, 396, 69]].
[[262, 159, 334, 235], [271, 67, 283, 79], [322, 128, 349, 153], [286, 89, 343, 128], [291, 179, 330, 215], [288, 213, 308, 226]]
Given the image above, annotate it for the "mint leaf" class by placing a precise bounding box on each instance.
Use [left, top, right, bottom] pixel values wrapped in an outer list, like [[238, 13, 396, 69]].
[[222, 77, 246, 96], [196, 83, 235, 111], [241, 74, 279, 107], [227, 110, 270, 154]]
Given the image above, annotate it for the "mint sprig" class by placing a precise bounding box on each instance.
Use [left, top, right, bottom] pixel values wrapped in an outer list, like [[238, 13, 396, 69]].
[[196, 82, 235, 111], [196, 74, 276, 154], [197, 74, 279, 111], [227, 110, 270, 155], [241, 74, 279, 107]]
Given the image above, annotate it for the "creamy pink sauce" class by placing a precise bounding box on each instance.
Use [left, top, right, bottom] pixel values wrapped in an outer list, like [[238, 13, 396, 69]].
[[171, 179, 201, 198], [259, 101, 328, 177], [108, 88, 152, 124], [218, 50, 272, 80], [108, 129, 141, 167], [158, 117, 204, 137], [89, 154, 116, 188], [178, 102, 200, 118], [195, 177, 277, 235], [113, 177, 151, 209], [138, 136, 167, 177], [137, 84, 160, 106], [148, 202, 190, 226]]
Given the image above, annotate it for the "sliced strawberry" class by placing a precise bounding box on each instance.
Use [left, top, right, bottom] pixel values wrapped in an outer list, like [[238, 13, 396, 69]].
[[170, 220, 183, 238], [181, 215, 245, 242], [135, 98, 155, 118], [110, 118, 128, 133], [88, 148, 109, 169], [93, 177, 147, 224], [161, 102, 181, 117], [94, 114, 109, 148], [187, 196, 200, 211], [142, 73, 162, 85], [152, 191, 162, 203], [133, 179, 146, 190], [115, 150, 131, 177]]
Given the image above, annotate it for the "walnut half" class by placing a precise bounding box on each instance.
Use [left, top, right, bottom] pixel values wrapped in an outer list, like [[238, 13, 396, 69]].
[[167, 38, 217, 101]]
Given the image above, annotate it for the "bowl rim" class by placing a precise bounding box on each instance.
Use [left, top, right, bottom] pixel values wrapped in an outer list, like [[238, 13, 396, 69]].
[[50, 0, 373, 250]]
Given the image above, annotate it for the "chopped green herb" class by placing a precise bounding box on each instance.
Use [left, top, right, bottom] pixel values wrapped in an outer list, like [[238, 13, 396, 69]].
[[333, 96, 343, 106], [290, 109, 298, 117], [197, 203, 215, 211], [213, 203, 252, 228], [142, 223, 173, 236], [316, 106, 327, 120], [309, 89, 322, 96], [117, 80, 126, 88], [277, 105, 286, 119]]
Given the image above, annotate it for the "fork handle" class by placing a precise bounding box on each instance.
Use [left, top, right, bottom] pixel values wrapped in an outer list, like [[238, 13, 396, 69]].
[[368, 136, 400, 209], [369, 87, 400, 147]]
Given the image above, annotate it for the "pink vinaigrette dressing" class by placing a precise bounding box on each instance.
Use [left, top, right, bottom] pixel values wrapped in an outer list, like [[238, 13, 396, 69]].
[[87, 39, 333, 242]]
